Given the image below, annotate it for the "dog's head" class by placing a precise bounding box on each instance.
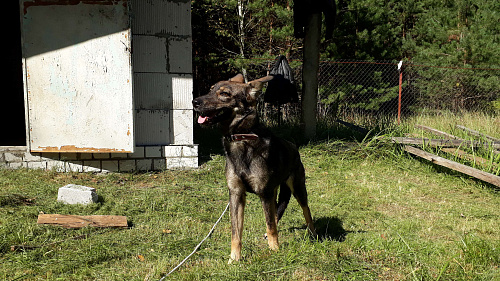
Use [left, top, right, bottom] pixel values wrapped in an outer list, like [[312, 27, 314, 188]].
[[192, 74, 273, 130]]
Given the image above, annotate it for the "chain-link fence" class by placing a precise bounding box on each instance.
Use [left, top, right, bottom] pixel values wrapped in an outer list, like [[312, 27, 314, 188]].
[[201, 58, 500, 128]]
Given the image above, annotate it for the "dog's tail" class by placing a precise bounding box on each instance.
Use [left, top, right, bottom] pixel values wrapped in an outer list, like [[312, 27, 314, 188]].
[[276, 183, 292, 222]]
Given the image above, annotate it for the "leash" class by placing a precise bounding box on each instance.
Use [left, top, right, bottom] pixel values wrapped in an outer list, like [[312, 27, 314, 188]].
[[159, 202, 230, 280]]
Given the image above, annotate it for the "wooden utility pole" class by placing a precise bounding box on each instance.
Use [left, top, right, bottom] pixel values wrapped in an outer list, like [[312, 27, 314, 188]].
[[301, 12, 321, 140]]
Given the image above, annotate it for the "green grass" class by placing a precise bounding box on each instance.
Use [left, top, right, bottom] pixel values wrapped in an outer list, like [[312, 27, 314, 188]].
[[1, 113, 499, 280]]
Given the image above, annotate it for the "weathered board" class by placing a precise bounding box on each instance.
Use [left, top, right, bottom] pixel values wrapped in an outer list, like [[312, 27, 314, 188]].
[[415, 124, 461, 140], [456, 125, 500, 142], [391, 137, 500, 150], [404, 145, 500, 187], [20, 0, 134, 153], [37, 214, 128, 229]]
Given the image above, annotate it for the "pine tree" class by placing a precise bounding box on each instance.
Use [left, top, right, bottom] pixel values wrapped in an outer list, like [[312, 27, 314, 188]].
[[403, 0, 500, 111]]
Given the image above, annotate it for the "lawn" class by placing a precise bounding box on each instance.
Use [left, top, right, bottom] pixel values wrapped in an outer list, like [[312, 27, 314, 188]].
[[1, 117, 499, 280]]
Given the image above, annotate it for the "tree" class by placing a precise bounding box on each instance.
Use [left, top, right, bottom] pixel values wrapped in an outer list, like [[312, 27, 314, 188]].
[[192, 0, 300, 95], [402, 0, 500, 111]]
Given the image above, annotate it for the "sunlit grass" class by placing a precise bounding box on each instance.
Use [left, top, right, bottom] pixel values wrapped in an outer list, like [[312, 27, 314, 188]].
[[1, 129, 499, 280]]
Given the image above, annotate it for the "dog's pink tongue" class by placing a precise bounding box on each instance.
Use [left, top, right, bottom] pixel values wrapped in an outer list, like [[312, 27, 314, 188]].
[[198, 116, 208, 124]]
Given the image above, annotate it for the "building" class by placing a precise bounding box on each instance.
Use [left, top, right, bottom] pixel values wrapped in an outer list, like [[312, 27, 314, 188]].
[[0, 0, 198, 172]]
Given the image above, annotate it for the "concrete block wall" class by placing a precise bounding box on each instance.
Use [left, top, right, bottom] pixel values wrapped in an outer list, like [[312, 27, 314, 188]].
[[132, 0, 194, 147], [0, 145, 197, 172]]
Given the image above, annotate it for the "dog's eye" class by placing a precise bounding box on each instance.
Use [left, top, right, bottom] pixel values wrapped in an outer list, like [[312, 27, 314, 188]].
[[219, 91, 231, 97]]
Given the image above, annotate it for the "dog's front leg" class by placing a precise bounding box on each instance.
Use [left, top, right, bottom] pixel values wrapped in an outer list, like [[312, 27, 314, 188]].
[[228, 188, 246, 263], [260, 193, 279, 251]]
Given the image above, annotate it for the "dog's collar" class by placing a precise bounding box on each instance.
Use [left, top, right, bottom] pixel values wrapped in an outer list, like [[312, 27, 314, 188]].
[[226, 133, 259, 142]]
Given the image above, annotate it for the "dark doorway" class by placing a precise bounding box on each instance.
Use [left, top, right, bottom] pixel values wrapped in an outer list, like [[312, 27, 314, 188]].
[[1, 2, 26, 146]]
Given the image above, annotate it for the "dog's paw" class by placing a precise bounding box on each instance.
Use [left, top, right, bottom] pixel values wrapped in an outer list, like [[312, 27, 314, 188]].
[[229, 252, 241, 264], [268, 241, 279, 251]]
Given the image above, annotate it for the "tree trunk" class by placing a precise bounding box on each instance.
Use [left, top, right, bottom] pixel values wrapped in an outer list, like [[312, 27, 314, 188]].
[[237, 0, 248, 80], [301, 12, 321, 140]]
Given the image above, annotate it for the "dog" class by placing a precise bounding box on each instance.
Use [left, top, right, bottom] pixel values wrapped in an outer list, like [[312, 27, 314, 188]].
[[192, 74, 316, 263]]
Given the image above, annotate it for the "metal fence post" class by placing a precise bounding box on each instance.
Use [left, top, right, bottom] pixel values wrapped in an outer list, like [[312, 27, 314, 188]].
[[398, 60, 403, 125]]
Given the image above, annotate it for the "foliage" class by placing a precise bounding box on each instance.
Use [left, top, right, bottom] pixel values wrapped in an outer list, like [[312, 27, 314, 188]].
[[192, 0, 499, 114], [192, 0, 299, 95]]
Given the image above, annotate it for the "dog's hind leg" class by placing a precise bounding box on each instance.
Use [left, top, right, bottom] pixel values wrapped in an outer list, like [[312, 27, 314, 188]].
[[276, 183, 292, 223], [287, 167, 317, 237]]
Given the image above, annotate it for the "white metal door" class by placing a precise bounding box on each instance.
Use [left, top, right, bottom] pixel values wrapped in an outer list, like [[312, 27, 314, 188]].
[[21, 0, 134, 153]]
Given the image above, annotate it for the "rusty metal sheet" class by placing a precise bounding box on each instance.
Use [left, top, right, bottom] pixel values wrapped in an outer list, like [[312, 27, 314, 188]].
[[20, 0, 134, 153]]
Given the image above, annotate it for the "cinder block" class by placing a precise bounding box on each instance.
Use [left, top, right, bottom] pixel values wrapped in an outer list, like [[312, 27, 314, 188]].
[[83, 161, 101, 172], [119, 160, 136, 172], [168, 38, 192, 73], [145, 146, 163, 158], [172, 110, 193, 144], [24, 152, 41, 162], [135, 110, 171, 146], [7, 162, 25, 169], [61, 153, 79, 161], [41, 153, 60, 161], [128, 146, 145, 158], [79, 153, 93, 160], [163, 145, 182, 158], [57, 184, 98, 205], [132, 0, 191, 36], [137, 159, 153, 171], [27, 161, 47, 170], [134, 73, 172, 110], [110, 153, 129, 159], [66, 161, 84, 172], [153, 159, 166, 170], [172, 76, 193, 109], [132, 35, 167, 73], [102, 160, 119, 173], [4, 152, 23, 163], [182, 145, 198, 157], [93, 153, 110, 159], [166, 157, 198, 169], [47, 160, 66, 172]]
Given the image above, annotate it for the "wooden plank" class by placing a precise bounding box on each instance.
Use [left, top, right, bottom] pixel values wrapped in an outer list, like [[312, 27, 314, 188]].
[[441, 148, 497, 168], [391, 137, 500, 149], [456, 125, 500, 142], [37, 214, 128, 229], [336, 119, 369, 134], [403, 145, 500, 187], [415, 124, 461, 140]]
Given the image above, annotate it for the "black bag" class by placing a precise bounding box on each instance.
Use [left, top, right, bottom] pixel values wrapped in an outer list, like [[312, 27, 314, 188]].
[[264, 55, 298, 104]]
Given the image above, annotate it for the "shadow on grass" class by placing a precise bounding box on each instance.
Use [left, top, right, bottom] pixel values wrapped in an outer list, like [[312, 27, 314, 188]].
[[314, 216, 349, 242], [287, 216, 362, 242]]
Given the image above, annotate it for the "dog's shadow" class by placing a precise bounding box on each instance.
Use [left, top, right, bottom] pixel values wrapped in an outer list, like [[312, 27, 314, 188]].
[[314, 216, 350, 242], [288, 216, 353, 242]]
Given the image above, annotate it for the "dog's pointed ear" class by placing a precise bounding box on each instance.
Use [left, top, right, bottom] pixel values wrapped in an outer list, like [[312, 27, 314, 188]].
[[229, 74, 245, 83], [246, 76, 274, 101]]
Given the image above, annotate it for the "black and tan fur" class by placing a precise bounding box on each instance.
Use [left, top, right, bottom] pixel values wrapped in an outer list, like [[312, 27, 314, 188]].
[[192, 74, 316, 263]]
